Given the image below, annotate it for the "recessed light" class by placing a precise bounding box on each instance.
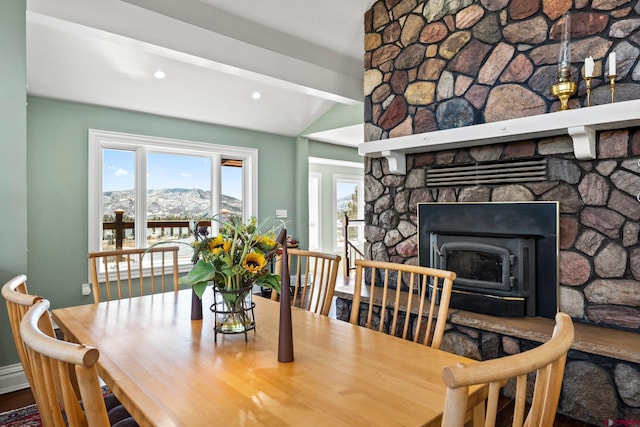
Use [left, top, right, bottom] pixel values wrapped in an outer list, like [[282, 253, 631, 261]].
[[154, 70, 166, 79], [251, 91, 262, 100]]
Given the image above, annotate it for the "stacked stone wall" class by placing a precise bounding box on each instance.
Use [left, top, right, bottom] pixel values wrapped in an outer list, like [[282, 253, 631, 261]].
[[362, 0, 640, 424], [364, 0, 640, 141], [363, 0, 640, 333], [365, 129, 640, 330]]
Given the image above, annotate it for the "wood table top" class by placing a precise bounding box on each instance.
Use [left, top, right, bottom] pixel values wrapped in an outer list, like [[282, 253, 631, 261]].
[[52, 289, 485, 427]]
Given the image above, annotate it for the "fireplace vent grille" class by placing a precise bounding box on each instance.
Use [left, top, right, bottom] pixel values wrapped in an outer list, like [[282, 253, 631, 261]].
[[426, 158, 547, 187]]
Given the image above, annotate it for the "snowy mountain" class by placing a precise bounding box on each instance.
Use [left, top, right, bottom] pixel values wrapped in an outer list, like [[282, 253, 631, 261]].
[[102, 189, 242, 219]]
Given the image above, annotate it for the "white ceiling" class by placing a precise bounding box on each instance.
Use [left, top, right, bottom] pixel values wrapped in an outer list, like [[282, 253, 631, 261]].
[[25, 0, 373, 144]]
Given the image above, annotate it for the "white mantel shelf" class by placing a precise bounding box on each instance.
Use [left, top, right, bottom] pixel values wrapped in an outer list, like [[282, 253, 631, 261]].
[[359, 99, 640, 174]]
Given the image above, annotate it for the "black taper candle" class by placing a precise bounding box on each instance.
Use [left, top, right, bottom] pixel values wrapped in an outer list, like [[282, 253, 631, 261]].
[[276, 228, 294, 363]]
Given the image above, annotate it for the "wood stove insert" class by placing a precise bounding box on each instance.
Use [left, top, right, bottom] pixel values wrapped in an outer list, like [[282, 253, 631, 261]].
[[418, 202, 558, 318]]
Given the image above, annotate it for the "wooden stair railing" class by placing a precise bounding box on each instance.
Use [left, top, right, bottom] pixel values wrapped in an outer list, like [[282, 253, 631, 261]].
[[342, 213, 364, 278]]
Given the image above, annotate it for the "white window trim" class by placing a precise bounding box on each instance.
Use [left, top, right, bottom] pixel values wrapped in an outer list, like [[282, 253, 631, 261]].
[[308, 172, 322, 251], [309, 156, 364, 169], [332, 174, 364, 253], [88, 129, 258, 259]]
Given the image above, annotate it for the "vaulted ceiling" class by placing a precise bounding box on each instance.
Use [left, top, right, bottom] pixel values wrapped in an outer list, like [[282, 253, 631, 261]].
[[26, 0, 373, 145]]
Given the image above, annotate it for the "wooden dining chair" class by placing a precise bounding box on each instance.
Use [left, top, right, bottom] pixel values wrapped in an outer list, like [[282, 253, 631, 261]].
[[20, 299, 138, 427], [271, 249, 341, 316], [349, 259, 455, 349], [1, 274, 42, 391], [88, 246, 180, 303], [441, 312, 575, 427]]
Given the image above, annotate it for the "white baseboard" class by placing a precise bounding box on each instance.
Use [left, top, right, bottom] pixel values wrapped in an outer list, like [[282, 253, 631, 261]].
[[0, 363, 29, 394]]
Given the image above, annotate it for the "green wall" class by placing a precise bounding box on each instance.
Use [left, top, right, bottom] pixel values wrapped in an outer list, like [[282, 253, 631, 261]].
[[291, 138, 364, 248], [294, 136, 311, 248], [309, 140, 362, 163], [0, 0, 28, 369], [302, 103, 364, 135], [293, 103, 365, 247], [0, 96, 362, 371], [25, 96, 299, 313]]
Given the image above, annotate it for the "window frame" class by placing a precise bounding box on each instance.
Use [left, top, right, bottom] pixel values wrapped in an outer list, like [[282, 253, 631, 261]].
[[88, 129, 258, 269], [308, 172, 322, 251], [332, 174, 364, 253]]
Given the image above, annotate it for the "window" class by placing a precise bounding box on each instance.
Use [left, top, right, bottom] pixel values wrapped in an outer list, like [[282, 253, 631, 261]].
[[89, 130, 258, 269], [221, 159, 244, 219], [333, 175, 364, 252]]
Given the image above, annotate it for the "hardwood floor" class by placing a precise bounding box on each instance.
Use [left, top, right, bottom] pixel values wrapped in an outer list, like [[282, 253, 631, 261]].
[[0, 388, 596, 425], [0, 388, 35, 413]]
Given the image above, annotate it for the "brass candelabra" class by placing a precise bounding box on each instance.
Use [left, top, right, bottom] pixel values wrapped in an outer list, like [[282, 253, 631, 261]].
[[584, 76, 592, 107], [609, 74, 617, 103]]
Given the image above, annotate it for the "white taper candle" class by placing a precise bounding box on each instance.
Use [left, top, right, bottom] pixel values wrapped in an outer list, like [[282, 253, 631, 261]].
[[609, 52, 616, 76], [584, 56, 594, 78]]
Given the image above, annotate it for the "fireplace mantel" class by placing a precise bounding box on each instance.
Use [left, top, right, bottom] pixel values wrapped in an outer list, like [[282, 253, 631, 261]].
[[359, 99, 640, 174]]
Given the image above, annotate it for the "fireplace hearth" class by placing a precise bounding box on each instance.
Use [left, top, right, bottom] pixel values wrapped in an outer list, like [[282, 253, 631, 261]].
[[418, 202, 558, 318]]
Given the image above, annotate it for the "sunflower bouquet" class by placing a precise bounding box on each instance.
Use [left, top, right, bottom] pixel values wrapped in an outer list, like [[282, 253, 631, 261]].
[[182, 215, 282, 300]]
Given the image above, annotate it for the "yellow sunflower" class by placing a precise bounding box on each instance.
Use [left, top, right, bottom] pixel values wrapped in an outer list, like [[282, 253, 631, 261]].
[[257, 234, 277, 249], [208, 235, 229, 255], [242, 252, 267, 273]]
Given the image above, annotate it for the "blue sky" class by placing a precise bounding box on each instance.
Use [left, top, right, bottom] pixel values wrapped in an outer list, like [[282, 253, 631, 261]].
[[336, 181, 358, 200], [103, 149, 243, 199]]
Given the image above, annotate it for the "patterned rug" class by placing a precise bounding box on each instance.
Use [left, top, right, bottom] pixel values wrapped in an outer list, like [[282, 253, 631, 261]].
[[0, 403, 41, 427], [0, 385, 114, 426]]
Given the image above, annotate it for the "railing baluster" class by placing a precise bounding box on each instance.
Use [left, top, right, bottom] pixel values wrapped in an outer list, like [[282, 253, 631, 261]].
[[342, 213, 364, 278], [101, 211, 211, 251]]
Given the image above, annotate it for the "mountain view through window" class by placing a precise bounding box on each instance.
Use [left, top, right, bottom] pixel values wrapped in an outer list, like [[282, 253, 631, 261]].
[[101, 149, 243, 252]]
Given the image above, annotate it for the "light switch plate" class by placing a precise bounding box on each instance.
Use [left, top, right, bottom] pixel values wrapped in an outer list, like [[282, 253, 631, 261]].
[[81, 283, 92, 296]]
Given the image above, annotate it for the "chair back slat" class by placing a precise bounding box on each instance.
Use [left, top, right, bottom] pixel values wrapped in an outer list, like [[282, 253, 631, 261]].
[[272, 249, 341, 316], [1, 275, 42, 392], [441, 312, 574, 427], [349, 259, 455, 349], [142, 253, 149, 295], [88, 246, 180, 303], [21, 299, 112, 427]]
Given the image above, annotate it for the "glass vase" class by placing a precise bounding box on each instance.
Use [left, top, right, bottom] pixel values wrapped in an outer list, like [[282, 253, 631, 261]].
[[210, 284, 255, 342]]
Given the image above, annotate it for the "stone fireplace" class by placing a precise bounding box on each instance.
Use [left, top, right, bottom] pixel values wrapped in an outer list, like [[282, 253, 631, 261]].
[[362, 0, 640, 333], [353, 134, 640, 423], [355, 0, 640, 423]]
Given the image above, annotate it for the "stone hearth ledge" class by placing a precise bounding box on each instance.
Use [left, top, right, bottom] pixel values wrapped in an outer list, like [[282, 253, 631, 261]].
[[359, 99, 640, 174], [449, 311, 640, 364], [334, 285, 640, 364]]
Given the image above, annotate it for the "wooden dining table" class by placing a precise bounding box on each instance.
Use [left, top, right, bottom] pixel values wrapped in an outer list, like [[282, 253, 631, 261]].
[[52, 289, 486, 427]]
